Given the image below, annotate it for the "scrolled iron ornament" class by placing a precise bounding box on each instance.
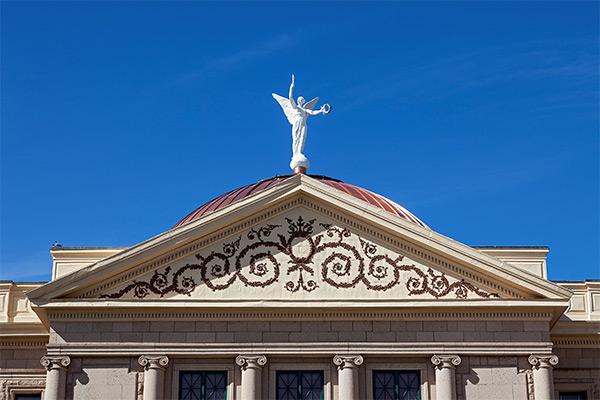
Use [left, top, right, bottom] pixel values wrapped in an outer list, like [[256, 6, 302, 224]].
[[101, 216, 499, 299]]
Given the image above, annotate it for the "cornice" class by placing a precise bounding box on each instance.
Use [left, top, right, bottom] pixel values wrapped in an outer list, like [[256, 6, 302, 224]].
[[28, 175, 571, 304], [45, 341, 554, 357], [0, 335, 49, 349], [40, 304, 558, 322], [550, 334, 600, 348]]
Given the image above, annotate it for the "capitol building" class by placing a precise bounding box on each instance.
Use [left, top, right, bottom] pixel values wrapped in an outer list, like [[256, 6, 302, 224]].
[[0, 169, 598, 400]]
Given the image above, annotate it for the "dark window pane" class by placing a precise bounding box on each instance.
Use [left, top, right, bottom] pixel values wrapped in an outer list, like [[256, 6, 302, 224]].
[[277, 371, 323, 400], [302, 372, 324, 400], [373, 371, 420, 400], [15, 395, 42, 400], [398, 371, 420, 400], [179, 371, 227, 400], [559, 392, 587, 400], [277, 372, 299, 400], [205, 372, 227, 400], [374, 371, 396, 400]]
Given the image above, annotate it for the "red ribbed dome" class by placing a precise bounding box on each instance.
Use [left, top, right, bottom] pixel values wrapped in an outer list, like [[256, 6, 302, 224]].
[[173, 175, 428, 229]]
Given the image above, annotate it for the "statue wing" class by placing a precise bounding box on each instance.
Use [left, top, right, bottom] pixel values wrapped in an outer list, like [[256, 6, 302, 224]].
[[304, 97, 319, 111], [272, 93, 295, 124]]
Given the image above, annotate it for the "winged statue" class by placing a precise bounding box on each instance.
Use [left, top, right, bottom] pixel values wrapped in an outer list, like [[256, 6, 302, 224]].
[[273, 74, 331, 171]]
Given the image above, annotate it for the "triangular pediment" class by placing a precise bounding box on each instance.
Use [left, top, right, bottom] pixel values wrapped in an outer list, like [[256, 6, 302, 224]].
[[91, 208, 504, 301], [28, 174, 571, 308]]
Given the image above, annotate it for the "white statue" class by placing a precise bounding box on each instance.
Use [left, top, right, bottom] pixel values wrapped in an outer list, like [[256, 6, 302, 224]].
[[273, 74, 331, 171]]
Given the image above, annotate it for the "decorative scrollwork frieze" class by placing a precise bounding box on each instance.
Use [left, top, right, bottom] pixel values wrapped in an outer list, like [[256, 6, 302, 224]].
[[101, 216, 500, 299]]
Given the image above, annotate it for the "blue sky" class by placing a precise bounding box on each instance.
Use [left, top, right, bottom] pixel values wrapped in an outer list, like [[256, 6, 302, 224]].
[[1, 2, 598, 282]]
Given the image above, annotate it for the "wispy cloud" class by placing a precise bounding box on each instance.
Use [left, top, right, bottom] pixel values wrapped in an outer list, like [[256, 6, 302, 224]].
[[340, 38, 598, 111], [172, 33, 304, 86], [396, 150, 578, 207]]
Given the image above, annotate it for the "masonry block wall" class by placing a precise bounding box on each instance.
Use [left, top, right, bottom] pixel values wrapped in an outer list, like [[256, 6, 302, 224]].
[[38, 317, 568, 399], [553, 347, 600, 399], [50, 319, 552, 345]]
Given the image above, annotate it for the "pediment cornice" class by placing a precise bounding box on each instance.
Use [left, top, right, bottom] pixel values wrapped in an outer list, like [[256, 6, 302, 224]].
[[28, 175, 571, 306]]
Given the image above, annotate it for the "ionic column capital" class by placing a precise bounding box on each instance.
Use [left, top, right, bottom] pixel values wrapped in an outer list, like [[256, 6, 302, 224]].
[[528, 354, 559, 369], [333, 355, 364, 370], [40, 355, 71, 371], [236, 355, 267, 371], [431, 355, 461, 370], [138, 355, 170, 371]]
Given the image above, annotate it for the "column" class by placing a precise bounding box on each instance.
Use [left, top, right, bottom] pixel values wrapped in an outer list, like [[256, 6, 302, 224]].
[[40, 355, 70, 400], [236, 355, 267, 400], [333, 355, 363, 400], [139, 355, 169, 400], [431, 354, 461, 400], [528, 354, 559, 400]]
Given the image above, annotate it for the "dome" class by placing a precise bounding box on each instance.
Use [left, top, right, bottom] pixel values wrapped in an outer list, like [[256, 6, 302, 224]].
[[172, 175, 428, 229]]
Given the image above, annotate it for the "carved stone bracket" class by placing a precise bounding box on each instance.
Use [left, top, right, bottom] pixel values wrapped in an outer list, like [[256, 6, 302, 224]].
[[333, 355, 364, 370], [235, 355, 268, 371], [528, 354, 559, 370], [40, 355, 71, 371], [431, 354, 461, 370], [138, 355, 169, 371]]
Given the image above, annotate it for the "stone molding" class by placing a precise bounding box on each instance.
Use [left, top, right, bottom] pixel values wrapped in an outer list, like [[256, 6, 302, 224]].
[[0, 378, 46, 400], [45, 309, 554, 322], [235, 355, 267, 371], [0, 336, 48, 349], [333, 355, 363, 370], [73, 198, 525, 300], [40, 355, 71, 371], [551, 337, 600, 348], [528, 354, 559, 369], [431, 355, 461, 370], [138, 355, 169, 371], [47, 341, 553, 357]]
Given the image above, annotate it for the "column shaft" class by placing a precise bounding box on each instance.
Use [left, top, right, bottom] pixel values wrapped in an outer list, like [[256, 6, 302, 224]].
[[431, 355, 461, 400], [139, 355, 169, 400], [333, 355, 363, 400], [529, 355, 559, 400], [40, 355, 70, 400], [236, 355, 267, 400]]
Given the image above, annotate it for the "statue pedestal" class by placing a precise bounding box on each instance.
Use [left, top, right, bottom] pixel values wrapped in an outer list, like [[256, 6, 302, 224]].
[[290, 154, 310, 171]]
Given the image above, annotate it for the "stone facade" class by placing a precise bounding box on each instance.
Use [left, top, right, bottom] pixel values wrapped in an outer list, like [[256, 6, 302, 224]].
[[1, 174, 598, 399]]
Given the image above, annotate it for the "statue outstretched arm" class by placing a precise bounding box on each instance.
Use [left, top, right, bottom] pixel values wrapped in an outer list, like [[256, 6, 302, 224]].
[[306, 105, 326, 115], [289, 74, 297, 109]]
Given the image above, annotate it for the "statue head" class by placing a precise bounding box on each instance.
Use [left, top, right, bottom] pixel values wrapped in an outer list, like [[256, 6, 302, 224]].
[[297, 96, 305, 106]]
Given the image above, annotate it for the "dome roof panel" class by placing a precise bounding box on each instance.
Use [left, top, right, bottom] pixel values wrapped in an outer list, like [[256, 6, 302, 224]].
[[172, 175, 428, 229]]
